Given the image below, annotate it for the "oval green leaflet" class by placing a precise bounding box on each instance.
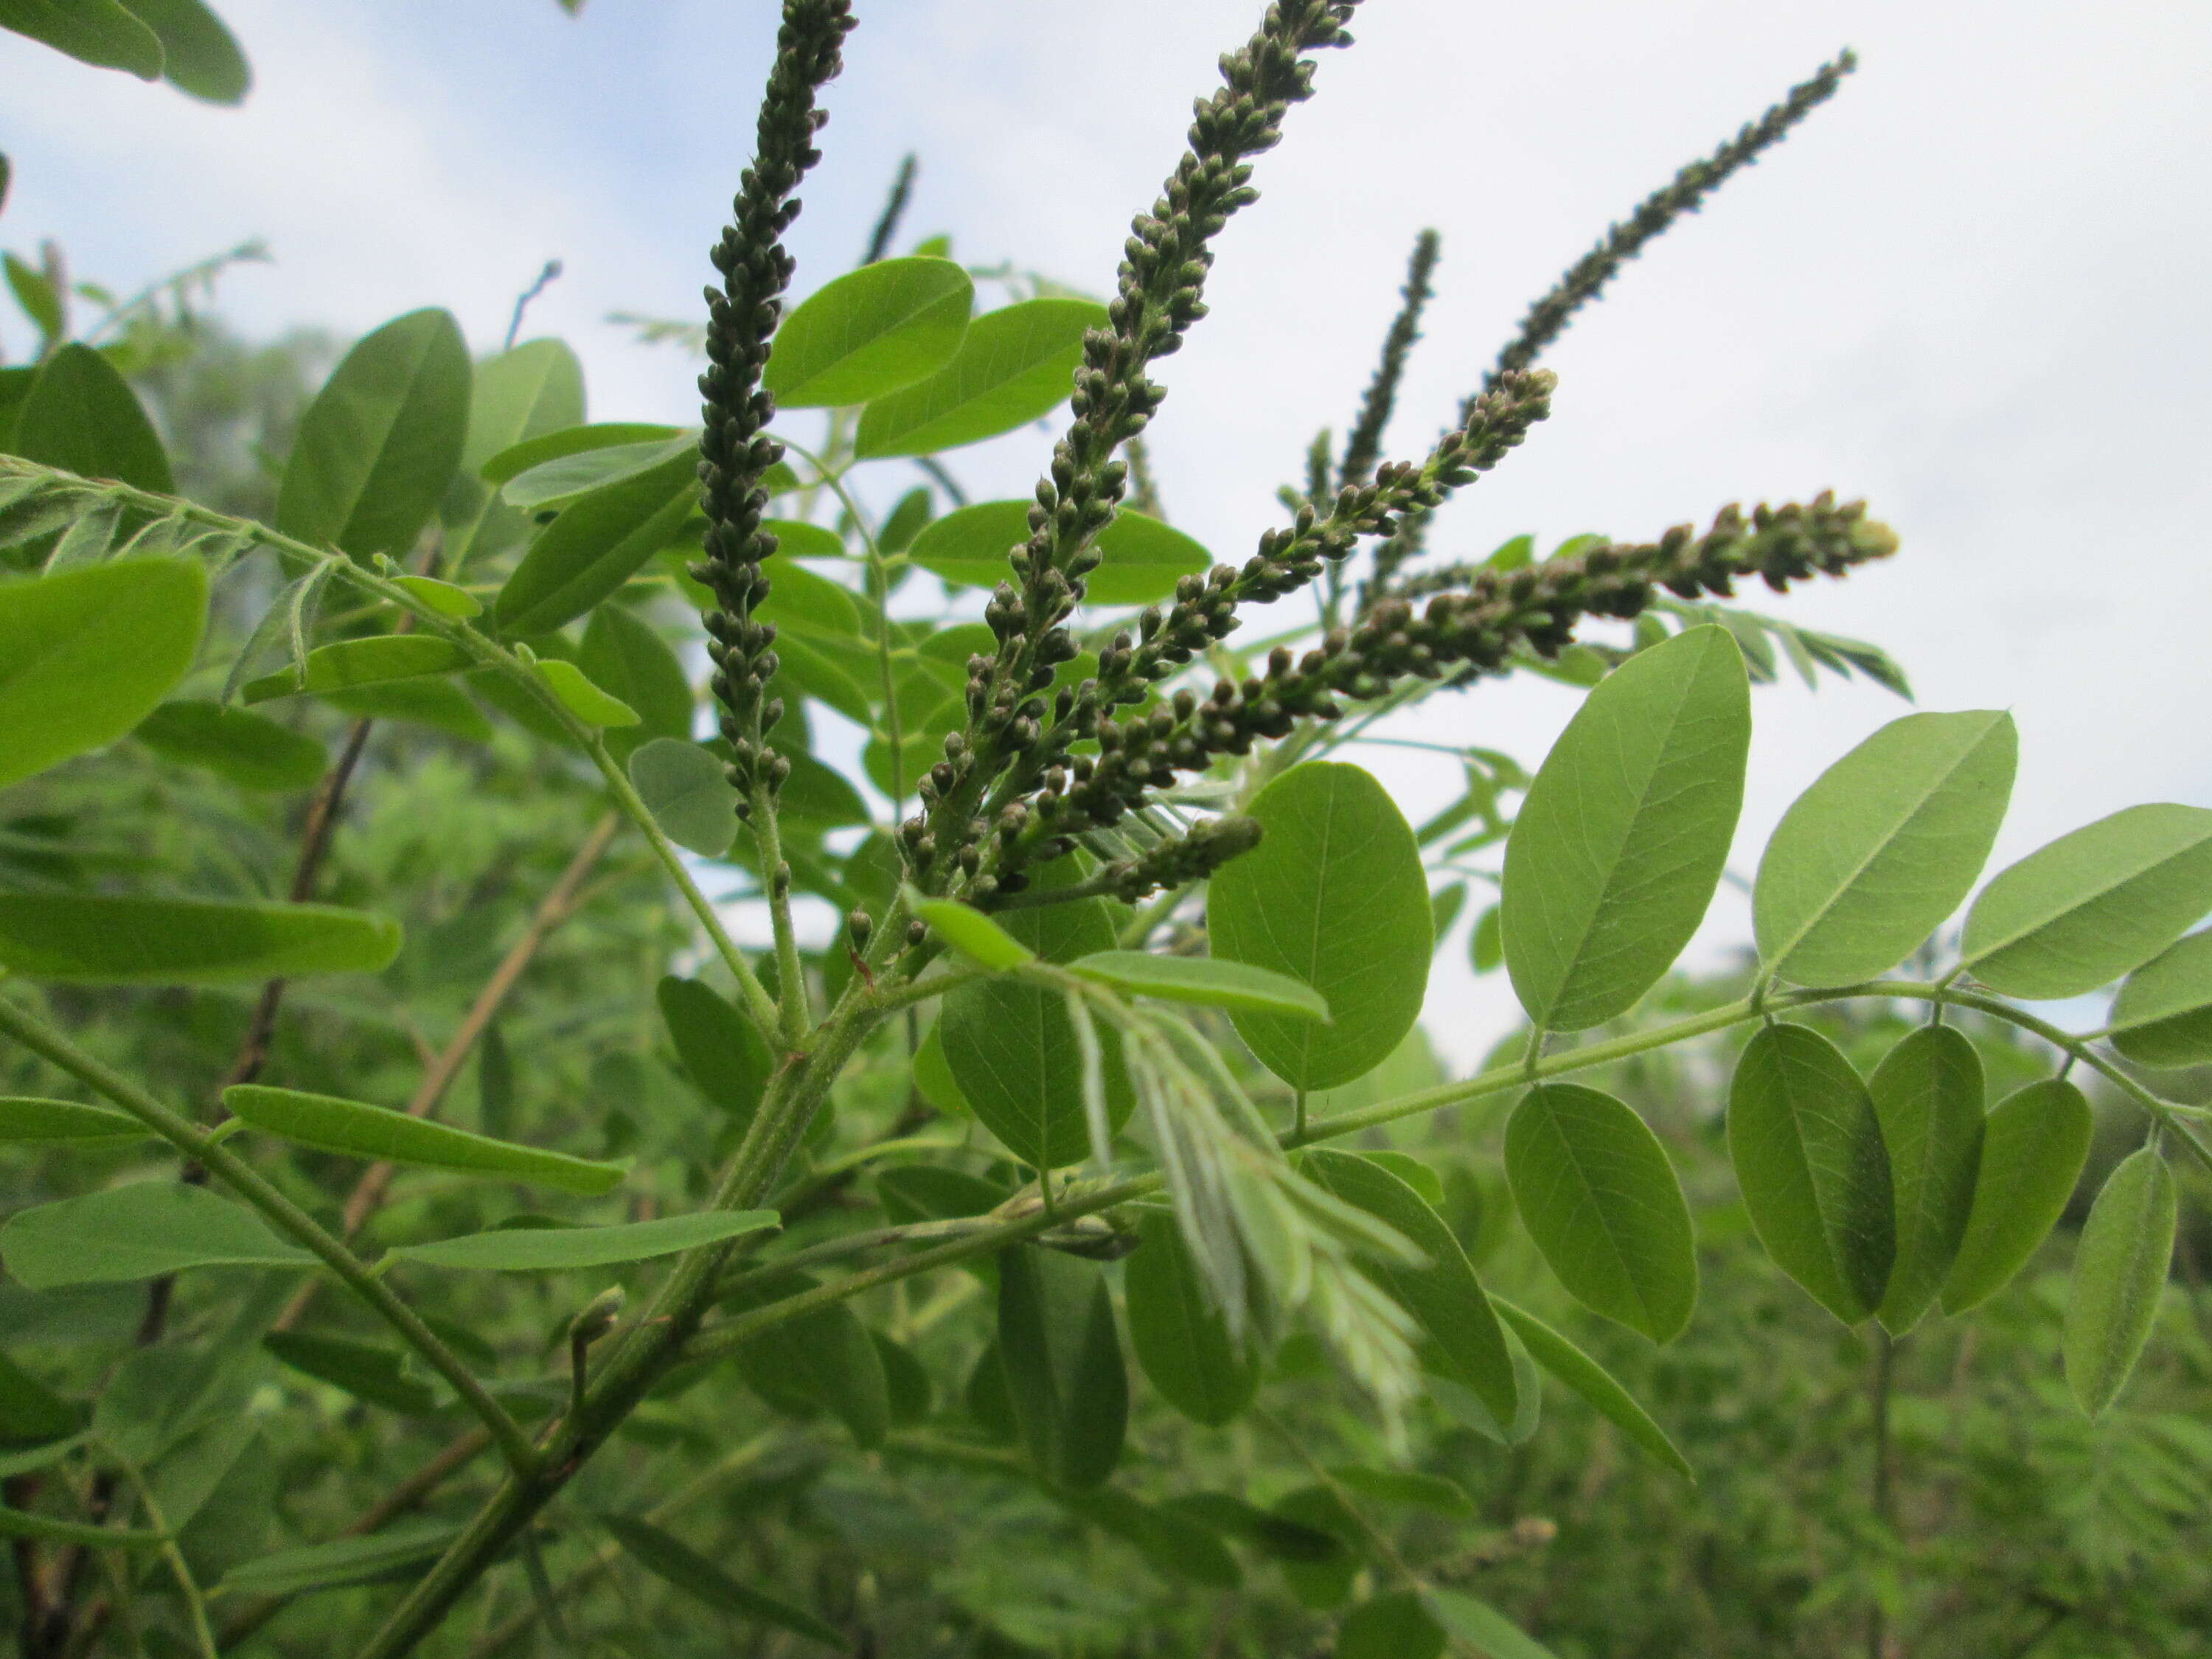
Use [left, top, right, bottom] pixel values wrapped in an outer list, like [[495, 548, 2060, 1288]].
[[1301, 1147, 1518, 1427], [223, 1084, 627, 1195], [628, 739, 737, 858], [1208, 762, 1431, 1092], [1868, 1024, 1984, 1335], [2107, 930, 2212, 1069], [905, 499, 1210, 606], [0, 1183, 316, 1287], [1726, 1023, 1895, 1324], [0, 0, 163, 81], [1124, 1210, 1261, 1427], [0, 558, 207, 789], [1489, 1294, 1693, 1481], [655, 975, 771, 1126], [1753, 710, 2017, 987], [763, 255, 973, 408], [937, 865, 1134, 1169], [493, 445, 698, 636], [0, 1096, 150, 1146], [995, 1246, 1128, 1491], [11, 341, 174, 492], [1065, 950, 1329, 1022], [1503, 625, 1750, 1032], [580, 602, 692, 761], [1959, 804, 2212, 1000], [855, 297, 1107, 458], [1503, 1083, 1697, 1343], [277, 307, 471, 562], [499, 431, 697, 511], [133, 700, 328, 791], [0, 893, 400, 984], [125, 0, 252, 104], [2064, 1144, 2175, 1416], [386, 1209, 778, 1273], [1941, 1078, 2093, 1316]]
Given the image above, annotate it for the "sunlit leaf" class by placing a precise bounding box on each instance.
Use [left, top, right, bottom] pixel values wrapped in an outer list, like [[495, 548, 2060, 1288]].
[[2109, 931, 2212, 1069], [12, 341, 173, 490], [442, 338, 586, 568], [1941, 1078, 2093, 1315], [1961, 804, 2212, 1000], [764, 256, 972, 408], [908, 888, 1034, 970], [495, 445, 696, 636], [1066, 950, 1329, 1022], [0, 558, 206, 788], [1754, 711, 2016, 987], [855, 297, 1105, 457], [242, 635, 472, 704], [1489, 1295, 1692, 1480], [1503, 626, 1749, 1031], [1209, 762, 1430, 1091], [907, 500, 1209, 605]]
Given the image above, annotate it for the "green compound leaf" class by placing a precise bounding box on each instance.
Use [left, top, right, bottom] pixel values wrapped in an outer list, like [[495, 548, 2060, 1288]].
[[1208, 762, 1431, 1092], [388, 1209, 777, 1273], [441, 338, 587, 569], [996, 1245, 1127, 1492], [1961, 804, 2212, 1000], [0, 0, 164, 79], [0, 558, 207, 788], [0, 1183, 315, 1287], [629, 738, 737, 857], [12, 341, 173, 491], [1489, 1295, 1693, 1481], [242, 634, 472, 704], [1339, 1590, 1446, 1659], [0, 1096, 150, 1146], [1754, 710, 2017, 987], [2109, 931, 2212, 1069], [939, 865, 1133, 1169], [224, 1084, 627, 1195], [1503, 625, 1750, 1032], [656, 975, 771, 1126], [1868, 1025, 1985, 1335], [494, 445, 696, 636], [906, 499, 1209, 606], [605, 1514, 849, 1650], [278, 308, 471, 562], [262, 1330, 439, 1416], [133, 699, 327, 790], [907, 888, 1034, 970], [119, 0, 251, 103], [0, 893, 400, 984], [1504, 1083, 1697, 1343], [1941, 1078, 2094, 1315], [2065, 1144, 2175, 1416], [1124, 1210, 1260, 1427], [1066, 950, 1329, 1022], [855, 297, 1107, 458], [764, 256, 972, 408], [1727, 1023, 1895, 1324], [1303, 1147, 1517, 1428]]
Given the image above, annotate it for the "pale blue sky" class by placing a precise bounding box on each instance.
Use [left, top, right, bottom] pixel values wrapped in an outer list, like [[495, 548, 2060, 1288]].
[[5, 1, 2208, 1060]]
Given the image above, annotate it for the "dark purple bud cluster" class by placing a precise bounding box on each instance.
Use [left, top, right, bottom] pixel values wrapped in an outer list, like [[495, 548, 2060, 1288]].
[[695, 0, 855, 817]]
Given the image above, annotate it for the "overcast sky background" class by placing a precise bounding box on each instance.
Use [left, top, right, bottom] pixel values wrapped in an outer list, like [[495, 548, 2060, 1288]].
[[4, 1, 2208, 1066]]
